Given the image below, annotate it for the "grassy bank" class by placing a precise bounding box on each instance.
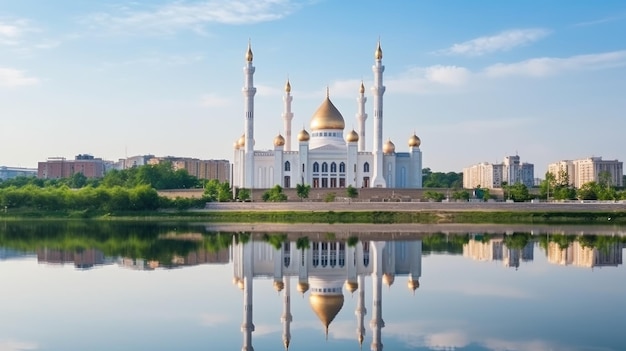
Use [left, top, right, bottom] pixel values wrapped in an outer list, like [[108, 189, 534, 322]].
[[1, 209, 625, 224]]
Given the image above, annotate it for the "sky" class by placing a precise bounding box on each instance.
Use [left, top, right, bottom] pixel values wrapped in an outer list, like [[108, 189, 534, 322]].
[[1, 0, 625, 176]]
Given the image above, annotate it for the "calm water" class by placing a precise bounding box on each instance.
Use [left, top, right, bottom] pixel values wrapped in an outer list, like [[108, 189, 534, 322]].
[[1, 222, 625, 351]]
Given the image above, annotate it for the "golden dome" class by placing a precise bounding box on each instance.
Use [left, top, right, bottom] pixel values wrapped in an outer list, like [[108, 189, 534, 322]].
[[344, 280, 358, 293], [409, 133, 421, 147], [345, 129, 359, 143], [233, 141, 239, 150], [274, 133, 285, 147], [383, 273, 395, 286], [233, 277, 240, 285], [408, 279, 420, 291], [310, 96, 345, 131], [297, 282, 310, 294], [359, 81, 365, 94], [273, 280, 285, 292], [297, 128, 310, 142], [238, 280, 245, 291], [383, 138, 395, 154], [285, 79, 291, 93], [246, 42, 253, 62], [237, 134, 245, 147], [309, 294, 344, 328], [375, 41, 383, 60]]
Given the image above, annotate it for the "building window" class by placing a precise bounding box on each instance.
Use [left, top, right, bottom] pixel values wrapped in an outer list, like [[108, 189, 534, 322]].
[[364, 162, 370, 173], [284, 161, 290, 171], [322, 162, 328, 173], [322, 178, 329, 188], [339, 162, 346, 173], [330, 162, 337, 173], [284, 176, 291, 188], [313, 162, 319, 173]]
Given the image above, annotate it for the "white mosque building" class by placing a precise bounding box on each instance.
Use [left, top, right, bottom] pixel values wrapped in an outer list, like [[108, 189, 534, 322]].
[[232, 42, 423, 190], [232, 238, 422, 350]]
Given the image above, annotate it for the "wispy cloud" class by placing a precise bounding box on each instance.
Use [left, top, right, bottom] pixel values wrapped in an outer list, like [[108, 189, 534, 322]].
[[84, 0, 304, 35], [441, 28, 550, 56], [484, 50, 626, 77], [0, 339, 39, 351], [0, 67, 40, 87], [575, 13, 626, 27], [0, 18, 35, 46]]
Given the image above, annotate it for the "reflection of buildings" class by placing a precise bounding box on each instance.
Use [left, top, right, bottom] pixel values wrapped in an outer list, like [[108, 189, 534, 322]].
[[0, 248, 34, 260], [37, 248, 106, 269], [463, 236, 534, 269], [232, 239, 422, 350], [546, 241, 623, 268]]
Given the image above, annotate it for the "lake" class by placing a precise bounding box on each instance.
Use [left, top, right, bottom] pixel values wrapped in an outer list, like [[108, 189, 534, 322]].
[[1, 221, 625, 351]]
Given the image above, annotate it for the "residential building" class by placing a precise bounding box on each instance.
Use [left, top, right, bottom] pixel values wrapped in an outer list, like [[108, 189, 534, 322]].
[[37, 154, 106, 179], [0, 166, 37, 180], [463, 155, 534, 189], [547, 157, 623, 188], [148, 156, 230, 183]]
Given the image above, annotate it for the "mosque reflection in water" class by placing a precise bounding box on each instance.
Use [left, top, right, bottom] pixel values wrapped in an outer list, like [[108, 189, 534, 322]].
[[232, 238, 422, 351]]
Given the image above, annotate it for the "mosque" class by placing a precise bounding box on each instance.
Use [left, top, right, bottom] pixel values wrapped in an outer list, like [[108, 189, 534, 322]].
[[232, 41, 423, 190], [232, 238, 423, 350]]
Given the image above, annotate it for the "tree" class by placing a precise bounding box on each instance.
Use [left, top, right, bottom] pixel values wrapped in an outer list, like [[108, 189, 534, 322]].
[[68, 172, 88, 189], [262, 185, 287, 202], [296, 183, 311, 202], [452, 189, 470, 201], [423, 191, 445, 202], [324, 192, 336, 203], [346, 185, 358, 203], [508, 183, 530, 202], [237, 188, 251, 202]]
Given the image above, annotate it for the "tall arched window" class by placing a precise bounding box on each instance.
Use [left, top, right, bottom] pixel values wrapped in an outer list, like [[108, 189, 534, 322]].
[[364, 162, 370, 173], [322, 162, 328, 173], [330, 162, 337, 173], [313, 162, 319, 173], [339, 162, 346, 173], [284, 161, 291, 172]]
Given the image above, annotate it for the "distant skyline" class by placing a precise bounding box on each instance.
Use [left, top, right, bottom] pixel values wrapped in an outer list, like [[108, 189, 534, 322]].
[[1, 0, 625, 176]]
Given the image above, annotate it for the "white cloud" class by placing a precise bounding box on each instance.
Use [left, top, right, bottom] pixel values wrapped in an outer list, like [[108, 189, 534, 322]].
[[200, 93, 231, 107], [0, 340, 39, 351], [424, 65, 471, 86], [442, 28, 550, 56], [0, 67, 40, 87], [575, 13, 626, 27], [84, 0, 303, 34], [484, 50, 626, 78], [0, 18, 34, 45], [482, 338, 571, 351]]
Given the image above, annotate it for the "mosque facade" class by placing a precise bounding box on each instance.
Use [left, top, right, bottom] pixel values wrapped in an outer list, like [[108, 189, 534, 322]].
[[232, 42, 423, 190]]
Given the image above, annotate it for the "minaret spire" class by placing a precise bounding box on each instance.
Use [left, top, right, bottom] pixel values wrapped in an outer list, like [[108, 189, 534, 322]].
[[282, 78, 294, 151], [243, 40, 257, 188], [281, 276, 292, 350], [370, 40, 386, 188], [356, 81, 368, 151]]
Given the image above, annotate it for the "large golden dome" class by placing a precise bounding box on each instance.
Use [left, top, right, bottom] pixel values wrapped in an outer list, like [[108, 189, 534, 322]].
[[409, 133, 421, 147], [310, 96, 345, 131], [309, 294, 344, 329], [297, 128, 310, 142], [383, 138, 395, 154], [274, 133, 285, 147], [345, 129, 359, 143]]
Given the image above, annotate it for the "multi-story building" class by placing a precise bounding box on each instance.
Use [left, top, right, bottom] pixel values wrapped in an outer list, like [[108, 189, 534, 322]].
[[547, 157, 623, 188], [37, 154, 106, 179], [112, 155, 155, 170], [148, 156, 230, 183], [463, 155, 534, 189], [0, 166, 37, 180]]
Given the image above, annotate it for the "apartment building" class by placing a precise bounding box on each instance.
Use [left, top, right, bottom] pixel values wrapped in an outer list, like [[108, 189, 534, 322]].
[[463, 155, 534, 189], [37, 154, 106, 179], [148, 156, 230, 183], [547, 157, 623, 188]]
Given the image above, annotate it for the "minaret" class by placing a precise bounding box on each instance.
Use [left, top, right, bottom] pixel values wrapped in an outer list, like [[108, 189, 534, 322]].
[[370, 241, 385, 351], [241, 242, 255, 351], [283, 79, 294, 152], [281, 276, 292, 350], [356, 81, 368, 152], [356, 275, 367, 349], [243, 41, 257, 188], [371, 40, 386, 188]]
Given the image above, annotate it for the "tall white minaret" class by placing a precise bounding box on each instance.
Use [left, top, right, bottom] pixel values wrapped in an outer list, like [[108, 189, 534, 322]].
[[282, 79, 294, 152], [243, 41, 257, 188], [241, 242, 255, 351], [356, 81, 368, 152], [371, 41, 386, 188], [356, 275, 367, 348], [370, 241, 385, 351], [281, 276, 292, 350]]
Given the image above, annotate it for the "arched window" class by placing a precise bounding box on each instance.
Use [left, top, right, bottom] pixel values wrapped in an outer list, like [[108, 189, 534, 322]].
[[339, 162, 346, 173], [364, 162, 370, 173], [313, 162, 319, 173], [322, 162, 328, 173], [330, 162, 337, 173], [284, 161, 291, 171]]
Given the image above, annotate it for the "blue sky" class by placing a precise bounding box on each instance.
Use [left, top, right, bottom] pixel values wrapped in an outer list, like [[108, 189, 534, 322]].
[[1, 0, 625, 175]]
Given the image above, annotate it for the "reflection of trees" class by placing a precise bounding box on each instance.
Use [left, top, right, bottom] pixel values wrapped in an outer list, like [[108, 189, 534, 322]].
[[422, 233, 469, 254], [538, 233, 625, 251], [262, 233, 288, 250], [296, 236, 310, 250], [503, 233, 531, 250]]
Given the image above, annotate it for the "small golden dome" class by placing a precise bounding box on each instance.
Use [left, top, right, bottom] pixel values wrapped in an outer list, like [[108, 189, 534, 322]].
[[409, 133, 421, 147], [383, 138, 395, 154], [310, 96, 345, 131], [285, 79, 291, 93], [233, 141, 239, 150], [344, 280, 358, 293], [297, 282, 310, 293], [237, 134, 245, 147], [408, 279, 420, 291], [375, 41, 383, 60], [273, 280, 285, 292], [297, 128, 310, 142], [233, 277, 240, 285], [274, 133, 285, 147], [238, 280, 245, 291], [359, 81, 365, 94], [246, 42, 253, 62], [309, 294, 345, 328], [346, 129, 359, 143], [383, 273, 395, 286]]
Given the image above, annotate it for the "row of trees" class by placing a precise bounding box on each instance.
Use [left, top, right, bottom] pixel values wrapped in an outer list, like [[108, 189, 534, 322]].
[[538, 170, 626, 201]]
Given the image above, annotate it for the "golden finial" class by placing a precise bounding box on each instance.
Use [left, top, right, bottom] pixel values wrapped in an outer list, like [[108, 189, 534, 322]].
[[285, 78, 291, 93], [375, 39, 383, 60], [359, 80, 365, 94], [246, 39, 253, 62]]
